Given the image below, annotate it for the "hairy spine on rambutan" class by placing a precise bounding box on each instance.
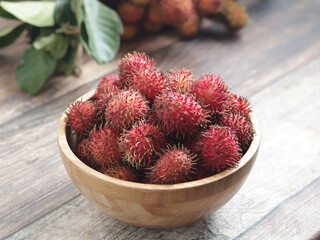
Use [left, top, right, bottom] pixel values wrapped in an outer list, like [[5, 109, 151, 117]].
[[220, 113, 254, 150], [154, 92, 209, 138], [129, 68, 169, 103], [147, 145, 196, 184], [88, 126, 122, 169], [159, 0, 194, 26], [167, 68, 195, 93], [191, 74, 229, 115], [120, 121, 167, 168], [105, 90, 150, 130], [195, 125, 241, 173], [118, 52, 155, 86], [66, 101, 97, 136], [104, 164, 138, 182]]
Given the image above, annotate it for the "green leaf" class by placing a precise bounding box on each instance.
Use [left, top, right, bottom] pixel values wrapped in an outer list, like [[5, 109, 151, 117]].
[[0, 1, 55, 27], [33, 32, 70, 60], [81, 0, 123, 64], [16, 47, 57, 95], [0, 7, 17, 19], [55, 0, 77, 26], [55, 38, 79, 75], [0, 23, 26, 48], [46, 34, 69, 59]]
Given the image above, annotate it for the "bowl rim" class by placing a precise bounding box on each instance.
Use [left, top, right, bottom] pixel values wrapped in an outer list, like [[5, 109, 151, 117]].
[[58, 90, 261, 191]]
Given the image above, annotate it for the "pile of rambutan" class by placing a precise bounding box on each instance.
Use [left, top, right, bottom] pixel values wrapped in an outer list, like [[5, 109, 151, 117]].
[[102, 0, 250, 40], [66, 52, 255, 184]]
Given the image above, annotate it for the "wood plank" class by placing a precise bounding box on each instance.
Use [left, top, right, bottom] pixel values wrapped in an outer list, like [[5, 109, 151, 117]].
[[5, 44, 320, 240], [234, 176, 320, 239]]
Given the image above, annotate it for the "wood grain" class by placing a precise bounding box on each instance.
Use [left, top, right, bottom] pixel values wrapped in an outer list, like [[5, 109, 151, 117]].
[[1, 0, 320, 238]]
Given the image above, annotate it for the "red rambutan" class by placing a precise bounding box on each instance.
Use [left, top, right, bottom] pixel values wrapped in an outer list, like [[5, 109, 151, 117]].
[[147, 145, 196, 184], [129, 68, 169, 103], [66, 101, 97, 135], [195, 125, 241, 172], [167, 68, 195, 93], [117, 2, 145, 24], [88, 126, 122, 169], [192, 164, 211, 180], [195, 0, 223, 16], [225, 93, 252, 120], [154, 92, 209, 138], [77, 138, 91, 161], [104, 164, 138, 182], [178, 12, 201, 38], [120, 121, 167, 168], [191, 74, 229, 114], [118, 52, 155, 86], [220, 113, 254, 150], [146, 0, 164, 25], [106, 90, 150, 130], [160, 0, 194, 26], [219, 1, 250, 31]]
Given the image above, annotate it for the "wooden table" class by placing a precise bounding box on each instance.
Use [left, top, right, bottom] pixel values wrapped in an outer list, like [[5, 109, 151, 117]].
[[1, 0, 320, 239]]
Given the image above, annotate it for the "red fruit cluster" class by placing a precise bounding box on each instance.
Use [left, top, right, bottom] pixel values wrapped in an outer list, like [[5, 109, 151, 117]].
[[101, 0, 250, 40], [65, 52, 254, 184]]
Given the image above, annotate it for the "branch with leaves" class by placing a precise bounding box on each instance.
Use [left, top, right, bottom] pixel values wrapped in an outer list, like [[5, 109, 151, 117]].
[[0, 0, 123, 95]]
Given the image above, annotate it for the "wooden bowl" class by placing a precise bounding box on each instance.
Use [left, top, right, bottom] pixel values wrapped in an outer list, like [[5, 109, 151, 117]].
[[57, 90, 261, 228]]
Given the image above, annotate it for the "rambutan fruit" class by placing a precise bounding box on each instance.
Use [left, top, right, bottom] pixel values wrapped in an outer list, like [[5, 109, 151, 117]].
[[195, 0, 223, 16], [88, 126, 122, 169], [118, 52, 155, 86], [178, 12, 201, 38], [66, 101, 97, 135], [104, 164, 138, 182], [147, 145, 196, 184], [191, 74, 229, 115], [129, 68, 169, 103], [77, 138, 91, 161], [117, 2, 145, 24], [160, 0, 194, 26], [192, 164, 211, 180], [167, 68, 195, 93], [94, 75, 122, 119], [120, 121, 167, 168], [154, 92, 209, 138], [195, 125, 241, 173], [105, 90, 150, 130], [219, 1, 250, 31], [121, 24, 140, 41], [146, 0, 164, 25], [225, 93, 252, 120], [220, 113, 254, 150]]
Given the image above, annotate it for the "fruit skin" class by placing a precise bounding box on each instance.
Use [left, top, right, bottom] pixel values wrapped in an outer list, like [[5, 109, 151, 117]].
[[160, 0, 194, 26], [66, 101, 97, 135], [192, 163, 211, 180], [219, 0, 250, 31], [117, 2, 145, 24], [220, 113, 254, 150], [147, 145, 196, 184], [106, 90, 150, 130], [196, 0, 223, 16], [178, 13, 201, 38], [167, 68, 195, 93], [94, 75, 122, 119], [146, 0, 164, 25], [121, 24, 140, 41], [104, 164, 138, 182], [225, 93, 252, 120], [191, 74, 229, 115], [154, 92, 209, 138], [129, 68, 169, 103], [88, 126, 122, 169], [195, 125, 241, 173], [118, 52, 155, 86], [130, 0, 150, 6], [120, 121, 167, 168]]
